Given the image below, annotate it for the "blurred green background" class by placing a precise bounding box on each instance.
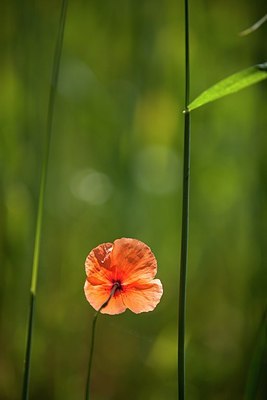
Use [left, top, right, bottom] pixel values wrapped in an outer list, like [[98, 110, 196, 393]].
[[0, 0, 266, 399]]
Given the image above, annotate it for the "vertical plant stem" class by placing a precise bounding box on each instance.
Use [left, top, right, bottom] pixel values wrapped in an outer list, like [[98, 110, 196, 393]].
[[21, 1, 68, 399], [85, 284, 119, 400], [85, 311, 100, 400], [21, 293, 35, 400], [178, 0, 190, 399], [244, 310, 267, 400]]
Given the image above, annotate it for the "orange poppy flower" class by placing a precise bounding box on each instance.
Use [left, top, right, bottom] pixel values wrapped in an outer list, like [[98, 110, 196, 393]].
[[84, 238, 163, 315]]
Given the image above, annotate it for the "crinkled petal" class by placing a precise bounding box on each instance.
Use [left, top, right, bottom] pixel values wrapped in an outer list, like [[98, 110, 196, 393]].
[[84, 280, 127, 315], [85, 242, 114, 285], [121, 279, 163, 313], [111, 238, 157, 284]]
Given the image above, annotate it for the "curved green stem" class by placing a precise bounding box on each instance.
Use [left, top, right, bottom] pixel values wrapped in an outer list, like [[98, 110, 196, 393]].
[[21, 1, 68, 399], [85, 284, 119, 400], [178, 0, 191, 399]]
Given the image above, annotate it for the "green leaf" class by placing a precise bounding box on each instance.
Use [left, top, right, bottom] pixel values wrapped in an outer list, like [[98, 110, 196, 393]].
[[188, 62, 267, 111], [239, 14, 267, 36]]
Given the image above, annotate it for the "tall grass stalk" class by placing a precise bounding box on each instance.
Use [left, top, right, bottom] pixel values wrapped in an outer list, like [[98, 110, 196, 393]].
[[21, 1, 68, 399], [178, 0, 191, 399], [244, 310, 267, 400]]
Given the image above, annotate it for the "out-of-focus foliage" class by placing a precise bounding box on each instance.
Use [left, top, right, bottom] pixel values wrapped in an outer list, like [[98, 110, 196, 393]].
[[0, 0, 266, 399]]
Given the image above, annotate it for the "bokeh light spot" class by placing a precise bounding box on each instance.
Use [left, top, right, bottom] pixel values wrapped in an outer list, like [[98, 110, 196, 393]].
[[70, 169, 113, 205]]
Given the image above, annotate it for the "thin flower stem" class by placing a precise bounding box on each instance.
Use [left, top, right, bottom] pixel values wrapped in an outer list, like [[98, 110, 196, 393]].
[[178, 0, 191, 399], [85, 311, 99, 400], [85, 284, 119, 400], [21, 1, 68, 399]]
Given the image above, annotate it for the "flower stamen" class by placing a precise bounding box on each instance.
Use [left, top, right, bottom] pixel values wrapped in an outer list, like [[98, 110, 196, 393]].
[[100, 282, 121, 311], [112, 280, 122, 292]]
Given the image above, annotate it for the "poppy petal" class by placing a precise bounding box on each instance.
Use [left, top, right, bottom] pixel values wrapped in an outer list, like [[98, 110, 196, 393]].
[[84, 280, 127, 315], [111, 238, 157, 284], [85, 242, 113, 285], [121, 279, 163, 313]]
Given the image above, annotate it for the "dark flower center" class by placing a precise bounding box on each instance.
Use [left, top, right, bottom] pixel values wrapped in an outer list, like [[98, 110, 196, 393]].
[[112, 280, 122, 292]]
